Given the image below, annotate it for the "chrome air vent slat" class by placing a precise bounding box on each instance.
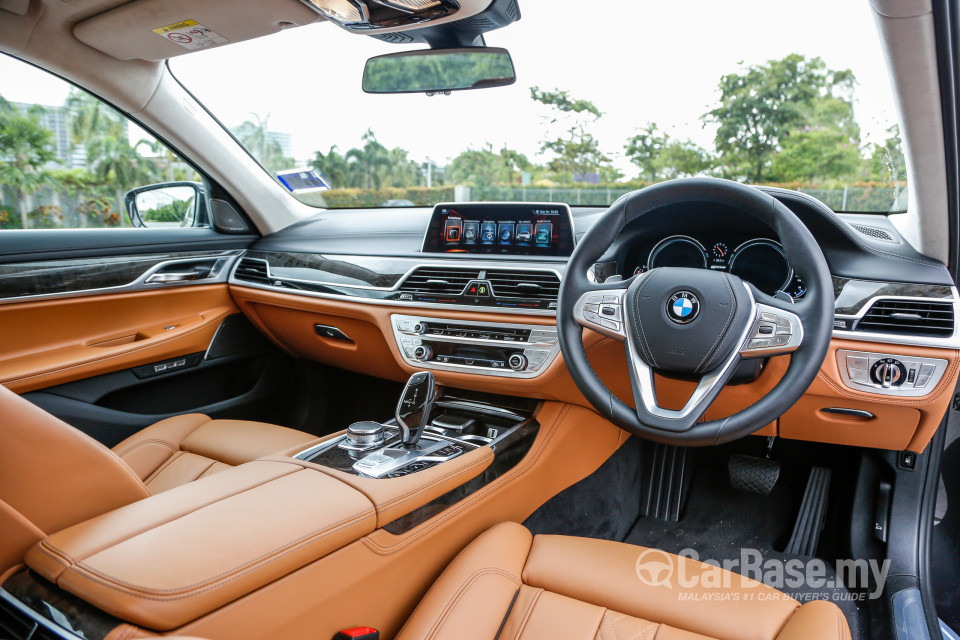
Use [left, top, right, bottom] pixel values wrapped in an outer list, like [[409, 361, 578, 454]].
[[232, 258, 271, 285], [486, 270, 561, 300], [856, 299, 955, 337], [398, 267, 482, 295]]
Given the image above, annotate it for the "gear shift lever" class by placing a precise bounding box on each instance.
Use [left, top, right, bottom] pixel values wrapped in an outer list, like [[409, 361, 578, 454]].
[[396, 371, 437, 448]]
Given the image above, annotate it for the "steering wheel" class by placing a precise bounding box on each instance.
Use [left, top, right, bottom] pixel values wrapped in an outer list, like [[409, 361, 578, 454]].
[[558, 178, 834, 446]]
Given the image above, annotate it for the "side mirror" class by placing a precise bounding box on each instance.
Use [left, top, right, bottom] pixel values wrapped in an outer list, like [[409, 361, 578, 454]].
[[125, 182, 206, 228], [362, 47, 516, 95]]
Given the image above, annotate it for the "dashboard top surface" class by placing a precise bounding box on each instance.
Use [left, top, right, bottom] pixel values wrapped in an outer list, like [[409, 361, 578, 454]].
[[252, 189, 953, 287]]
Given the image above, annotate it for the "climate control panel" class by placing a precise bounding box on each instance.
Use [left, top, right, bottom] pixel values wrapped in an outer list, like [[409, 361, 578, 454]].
[[837, 349, 948, 397], [391, 315, 561, 378]]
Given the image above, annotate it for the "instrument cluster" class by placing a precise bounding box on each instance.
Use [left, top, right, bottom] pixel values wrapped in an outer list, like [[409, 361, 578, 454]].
[[621, 234, 807, 299]]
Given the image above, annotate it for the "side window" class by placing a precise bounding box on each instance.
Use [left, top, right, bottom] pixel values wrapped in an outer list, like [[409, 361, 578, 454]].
[[0, 54, 203, 230]]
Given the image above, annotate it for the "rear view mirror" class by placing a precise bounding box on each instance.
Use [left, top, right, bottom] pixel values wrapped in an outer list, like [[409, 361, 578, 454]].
[[125, 182, 205, 228], [362, 47, 516, 95]]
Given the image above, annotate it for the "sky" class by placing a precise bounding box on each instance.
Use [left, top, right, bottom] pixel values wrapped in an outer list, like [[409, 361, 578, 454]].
[[1, 1, 901, 177]]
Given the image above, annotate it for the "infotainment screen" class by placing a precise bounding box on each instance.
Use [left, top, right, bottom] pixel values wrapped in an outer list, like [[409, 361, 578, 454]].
[[421, 203, 575, 256]]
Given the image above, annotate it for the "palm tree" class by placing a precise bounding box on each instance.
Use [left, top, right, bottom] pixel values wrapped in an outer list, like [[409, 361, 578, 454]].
[[310, 146, 349, 188], [87, 134, 159, 226], [345, 130, 391, 189], [0, 103, 56, 229]]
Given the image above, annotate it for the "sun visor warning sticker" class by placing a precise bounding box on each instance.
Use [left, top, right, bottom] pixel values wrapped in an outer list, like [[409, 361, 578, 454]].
[[153, 20, 228, 51]]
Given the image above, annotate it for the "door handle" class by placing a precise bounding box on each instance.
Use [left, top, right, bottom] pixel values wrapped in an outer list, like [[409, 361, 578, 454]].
[[145, 271, 201, 284]]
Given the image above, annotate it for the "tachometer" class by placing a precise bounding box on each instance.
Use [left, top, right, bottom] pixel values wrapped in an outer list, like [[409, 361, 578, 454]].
[[728, 239, 793, 296], [647, 236, 708, 270]]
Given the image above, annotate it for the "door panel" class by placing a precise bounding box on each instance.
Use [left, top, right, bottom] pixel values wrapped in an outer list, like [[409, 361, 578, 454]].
[[0, 284, 237, 392], [23, 350, 295, 447]]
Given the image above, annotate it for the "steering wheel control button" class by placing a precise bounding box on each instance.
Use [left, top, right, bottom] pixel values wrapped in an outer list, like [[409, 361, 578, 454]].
[[667, 291, 700, 324]]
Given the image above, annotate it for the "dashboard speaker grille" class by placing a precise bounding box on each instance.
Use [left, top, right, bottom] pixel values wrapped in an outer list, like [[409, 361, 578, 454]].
[[234, 258, 271, 285], [856, 299, 955, 337], [398, 267, 482, 295], [851, 224, 896, 243], [486, 270, 561, 301]]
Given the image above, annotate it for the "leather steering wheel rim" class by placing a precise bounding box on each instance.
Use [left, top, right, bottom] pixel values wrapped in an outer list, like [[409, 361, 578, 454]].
[[557, 178, 834, 446]]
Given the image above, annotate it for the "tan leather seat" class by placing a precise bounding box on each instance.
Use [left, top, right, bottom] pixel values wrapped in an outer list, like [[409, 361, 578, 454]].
[[111, 413, 318, 494], [0, 383, 316, 572], [397, 522, 851, 640]]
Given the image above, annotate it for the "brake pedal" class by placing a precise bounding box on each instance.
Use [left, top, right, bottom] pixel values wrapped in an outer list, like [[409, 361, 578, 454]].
[[784, 466, 832, 557], [728, 453, 781, 495]]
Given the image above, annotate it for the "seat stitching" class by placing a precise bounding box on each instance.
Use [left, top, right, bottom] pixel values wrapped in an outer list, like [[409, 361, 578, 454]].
[[426, 570, 522, 640], [40, 465, 302, 566], [142, 451, 186, 487], [362, 406, 571, 554], [510, 587, 542, 640], [67, 506, 376, 599], [113, 439, 178, 458]]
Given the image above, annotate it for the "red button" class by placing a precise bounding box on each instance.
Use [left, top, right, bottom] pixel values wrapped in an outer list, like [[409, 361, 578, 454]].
[[334, 628, 379, 640]]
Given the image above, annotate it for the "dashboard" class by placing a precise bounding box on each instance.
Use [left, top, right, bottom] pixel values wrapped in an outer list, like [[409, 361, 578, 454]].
[[619, 234, 807, 298]]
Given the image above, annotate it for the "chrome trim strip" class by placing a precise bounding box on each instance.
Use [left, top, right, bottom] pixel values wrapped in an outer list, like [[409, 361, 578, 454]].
[[834, 291, 958, 319], [238, 254, 565, 292], [0, 251, 241, 306], [229, 258, 559, 316]]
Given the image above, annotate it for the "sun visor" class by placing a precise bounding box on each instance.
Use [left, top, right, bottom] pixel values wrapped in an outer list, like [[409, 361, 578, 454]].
[[74, 0, 321, 61]]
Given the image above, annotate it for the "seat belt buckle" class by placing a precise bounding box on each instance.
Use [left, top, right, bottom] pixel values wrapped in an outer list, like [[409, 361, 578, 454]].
[[334, 628, 379, 640]]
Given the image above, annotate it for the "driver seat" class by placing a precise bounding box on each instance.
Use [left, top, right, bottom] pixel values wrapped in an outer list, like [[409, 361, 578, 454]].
[[397, 522, 851, 640]]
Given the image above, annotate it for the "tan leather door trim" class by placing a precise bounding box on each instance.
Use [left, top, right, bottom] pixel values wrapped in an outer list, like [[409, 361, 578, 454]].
[[0, 285, 237, 393]]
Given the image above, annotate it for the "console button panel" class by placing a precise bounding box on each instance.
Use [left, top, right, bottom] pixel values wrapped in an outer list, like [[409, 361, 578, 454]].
[[837, 349, 948, 397], [392, 315, 560, 378]]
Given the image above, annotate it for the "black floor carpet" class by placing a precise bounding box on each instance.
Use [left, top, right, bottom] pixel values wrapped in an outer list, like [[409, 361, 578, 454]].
[[624, 467, 865, 640]]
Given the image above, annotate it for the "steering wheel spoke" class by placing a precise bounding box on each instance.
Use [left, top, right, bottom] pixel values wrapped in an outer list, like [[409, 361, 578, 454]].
[[573, 287, 630, 341]]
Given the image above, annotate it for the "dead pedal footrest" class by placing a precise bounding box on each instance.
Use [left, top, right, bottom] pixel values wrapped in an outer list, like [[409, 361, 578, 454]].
[[784, 466, 832, 557]]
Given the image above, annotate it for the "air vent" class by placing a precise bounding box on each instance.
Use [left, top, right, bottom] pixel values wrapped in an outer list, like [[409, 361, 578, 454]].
[[851, 224, 896, 243], [398, 267, 482, 295], [856, 299, 955, 336], [234, 258, 271, 285], [487, 270, 561, 301]]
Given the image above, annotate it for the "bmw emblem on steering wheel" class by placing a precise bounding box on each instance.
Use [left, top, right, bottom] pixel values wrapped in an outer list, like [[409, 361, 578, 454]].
[[667, 291, 700, 324]]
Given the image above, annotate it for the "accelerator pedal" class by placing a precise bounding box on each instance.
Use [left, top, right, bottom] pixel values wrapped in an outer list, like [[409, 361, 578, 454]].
[[784, 466, 832, 557], [640, 443, 693, 522], [729, 454, 781, 495]]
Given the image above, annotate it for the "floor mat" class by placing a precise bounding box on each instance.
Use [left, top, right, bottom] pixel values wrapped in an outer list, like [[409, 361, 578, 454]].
[[625, 466, 866, 640]]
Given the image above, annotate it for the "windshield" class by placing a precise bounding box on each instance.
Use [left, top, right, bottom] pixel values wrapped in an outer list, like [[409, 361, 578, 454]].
[[170, 1, 908, 214]]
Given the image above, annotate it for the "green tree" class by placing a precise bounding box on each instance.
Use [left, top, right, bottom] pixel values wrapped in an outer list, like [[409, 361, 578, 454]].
[[0, 100, 55, 229], [531, 87, 614, 182], [625, 124, 714, 181], [868, 124, 906, 184], [87, 134, 159, 225], [447, 144, 532, 186], [345, 129, 392, 189], [704, 54, 856, 182], [310, 146, 350, 188]]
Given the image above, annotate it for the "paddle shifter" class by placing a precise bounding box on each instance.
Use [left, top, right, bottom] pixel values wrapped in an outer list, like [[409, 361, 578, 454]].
[[396, 371, 437, 448]]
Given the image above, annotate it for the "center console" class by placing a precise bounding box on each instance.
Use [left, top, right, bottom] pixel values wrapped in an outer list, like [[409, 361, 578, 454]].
[[391, 314, 560, 378], [295, 374, 535, 479]]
